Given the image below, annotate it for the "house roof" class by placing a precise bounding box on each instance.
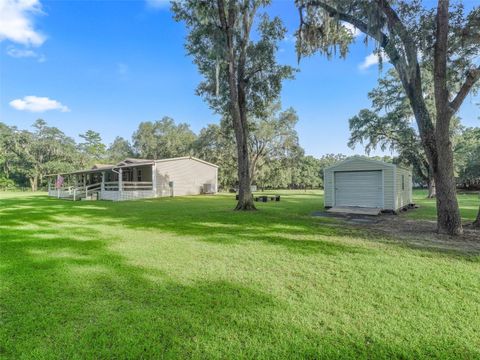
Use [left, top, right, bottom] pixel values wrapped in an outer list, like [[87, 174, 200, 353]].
[[154, 156, 219, 168], [46, 156, 218, 177], [91, 164, 114, 170], [116, 158, 152, 166]]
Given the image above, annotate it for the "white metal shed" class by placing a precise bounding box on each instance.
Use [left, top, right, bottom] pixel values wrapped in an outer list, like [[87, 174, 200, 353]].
[[323, 157, 412, 212]]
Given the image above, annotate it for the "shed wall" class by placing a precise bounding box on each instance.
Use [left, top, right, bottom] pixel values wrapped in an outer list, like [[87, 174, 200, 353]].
[[155, 158, 217, 197], [395, 167, 413, 209]]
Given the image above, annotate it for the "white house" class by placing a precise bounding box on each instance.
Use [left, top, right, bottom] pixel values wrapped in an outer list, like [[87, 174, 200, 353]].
[[48, 157, 218, 201], [323, 157, 412, 212]]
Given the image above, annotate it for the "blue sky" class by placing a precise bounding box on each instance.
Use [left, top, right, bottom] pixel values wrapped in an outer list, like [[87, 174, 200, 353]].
[[1, 0, 478, 158]]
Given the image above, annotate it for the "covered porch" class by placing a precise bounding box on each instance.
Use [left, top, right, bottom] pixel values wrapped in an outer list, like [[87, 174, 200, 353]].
[[48, 160, 157, 201]]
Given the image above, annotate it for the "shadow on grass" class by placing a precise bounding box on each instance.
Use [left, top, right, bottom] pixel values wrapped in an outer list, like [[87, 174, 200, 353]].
[[1, 194, 479, 358], [2, 194, 477, 258], [0, 221, 285, 358], [0, 194, 369, 257]]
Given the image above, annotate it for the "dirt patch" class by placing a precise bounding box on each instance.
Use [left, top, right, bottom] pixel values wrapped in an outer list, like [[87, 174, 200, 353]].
[[311, 211, 381, 225], [369, 215, 480, 255], [312, 210, 480, 255]]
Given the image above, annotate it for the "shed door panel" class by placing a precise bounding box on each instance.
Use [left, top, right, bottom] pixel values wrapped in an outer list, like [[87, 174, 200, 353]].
[[334, 171, 383, 207]]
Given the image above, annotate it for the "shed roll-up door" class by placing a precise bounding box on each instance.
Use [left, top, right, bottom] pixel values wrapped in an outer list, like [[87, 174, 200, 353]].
[[334, 171, 383, 208]]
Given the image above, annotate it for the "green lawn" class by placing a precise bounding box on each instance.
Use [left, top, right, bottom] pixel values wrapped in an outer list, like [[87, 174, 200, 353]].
[[406, 189, 479, 221], [0, 190, 479, 359]]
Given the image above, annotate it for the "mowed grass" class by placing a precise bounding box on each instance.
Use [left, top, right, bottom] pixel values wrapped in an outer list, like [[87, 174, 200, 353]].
[[405, 189, 480, 222], [0, 190, 479, 359]]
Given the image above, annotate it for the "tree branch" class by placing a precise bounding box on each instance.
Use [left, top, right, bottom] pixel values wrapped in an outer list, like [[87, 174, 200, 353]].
[[375, 0, 418, 68], [300, 1, 406, 70], [301, 1, 390, 48], [449, 66, 480, 113]]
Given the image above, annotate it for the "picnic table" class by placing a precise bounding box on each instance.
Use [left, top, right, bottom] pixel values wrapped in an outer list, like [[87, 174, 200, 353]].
[[235, 194, 281, 202]]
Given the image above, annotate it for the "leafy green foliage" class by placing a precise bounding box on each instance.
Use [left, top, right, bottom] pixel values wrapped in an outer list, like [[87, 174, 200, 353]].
[[0, 120, 79, 190], [132, 117, 196, 159], [173, 0, 295, 119], [454, 127, 480, 188], [78, 130, 106, 167], [107, 136, 134, 163]]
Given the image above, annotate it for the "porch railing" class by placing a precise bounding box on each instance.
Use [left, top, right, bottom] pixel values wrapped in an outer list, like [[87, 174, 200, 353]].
[[103, 181, 153, 191], [49, 181, 154, 199]]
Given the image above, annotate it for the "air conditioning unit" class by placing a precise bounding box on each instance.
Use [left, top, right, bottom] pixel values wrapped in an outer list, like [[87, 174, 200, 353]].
[[203, 183, 215, 194]]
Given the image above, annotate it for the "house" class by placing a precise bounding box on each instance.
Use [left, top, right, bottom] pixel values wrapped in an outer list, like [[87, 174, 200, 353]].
[[323, 157, 412, 212], [48, 157, 218, 201]]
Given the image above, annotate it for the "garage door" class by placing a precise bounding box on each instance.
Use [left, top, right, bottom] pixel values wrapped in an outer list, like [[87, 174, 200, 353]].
[[334, 171, 383, 208]]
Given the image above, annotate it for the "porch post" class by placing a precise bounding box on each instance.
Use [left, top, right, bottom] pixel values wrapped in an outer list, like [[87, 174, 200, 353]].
[[151, 163, 157, 197], [118, 168, 123, 196], [101, 172, 105, 192], [83, 173, 86, 194]]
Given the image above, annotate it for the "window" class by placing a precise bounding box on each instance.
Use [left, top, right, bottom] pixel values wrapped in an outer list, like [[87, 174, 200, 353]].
[[137, 169, 142, 182], [401, 175, 405, 191]]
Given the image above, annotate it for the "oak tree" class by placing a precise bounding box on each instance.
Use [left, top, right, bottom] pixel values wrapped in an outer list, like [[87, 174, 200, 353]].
[[173, 0, 294, 210]]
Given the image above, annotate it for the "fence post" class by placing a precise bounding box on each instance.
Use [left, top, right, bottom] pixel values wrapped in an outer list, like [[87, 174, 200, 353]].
[[119, 168, 123, 199], [151, 164, 157, 197]]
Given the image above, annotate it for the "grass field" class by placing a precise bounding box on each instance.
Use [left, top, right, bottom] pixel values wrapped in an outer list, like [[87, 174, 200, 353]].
[[1, 190, 479, 359]]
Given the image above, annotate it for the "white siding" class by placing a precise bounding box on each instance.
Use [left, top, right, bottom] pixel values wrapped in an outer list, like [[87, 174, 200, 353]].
[[155, 158, 217, 197], [324, 157, 395, 210], [395, 167, 412, 209]]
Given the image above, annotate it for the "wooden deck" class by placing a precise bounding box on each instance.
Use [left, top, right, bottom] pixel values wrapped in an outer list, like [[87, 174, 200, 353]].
[[326, 207, 382, 216]]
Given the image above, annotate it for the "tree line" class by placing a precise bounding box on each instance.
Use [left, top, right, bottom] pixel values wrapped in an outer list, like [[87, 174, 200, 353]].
[[0, 109, 346, 192], [2, 110, 478, 195]]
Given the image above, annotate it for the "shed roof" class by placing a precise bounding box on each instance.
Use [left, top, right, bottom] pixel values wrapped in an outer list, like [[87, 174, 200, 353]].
[[324, 156, 411, 172]]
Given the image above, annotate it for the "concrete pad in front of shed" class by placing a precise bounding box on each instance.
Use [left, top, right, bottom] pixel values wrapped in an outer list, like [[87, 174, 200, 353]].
[[327, 207, 382, 216]]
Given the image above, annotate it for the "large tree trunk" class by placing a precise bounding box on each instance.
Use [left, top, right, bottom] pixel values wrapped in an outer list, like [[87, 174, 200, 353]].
[[235, 136, 255, 210], [432, 0, 462, 235], [473, 206, 480, 228], [235, 75, 255, 211], [390, 0, 462, 235], [29, 177, 37, 192], [218, 0, 255, 211], [433, 162, 462, 235]]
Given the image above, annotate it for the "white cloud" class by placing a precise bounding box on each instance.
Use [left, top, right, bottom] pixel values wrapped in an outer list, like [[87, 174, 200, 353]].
[[145, 0, 170, 9], [342, 22, 362, 37], [0, 0, 45, 46], [358, 51, 389, 70], [6, 45, 45, 61], [9, 96, 70, 112]]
